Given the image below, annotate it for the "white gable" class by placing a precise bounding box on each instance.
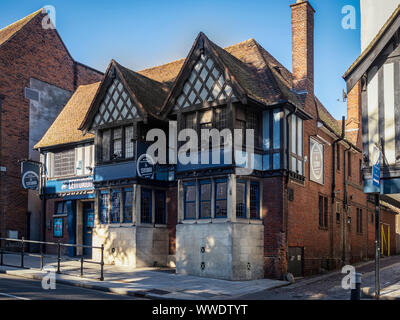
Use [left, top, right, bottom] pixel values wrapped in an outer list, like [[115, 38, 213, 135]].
[[173, 54, 236, 110], [92, 78, 139, 128]]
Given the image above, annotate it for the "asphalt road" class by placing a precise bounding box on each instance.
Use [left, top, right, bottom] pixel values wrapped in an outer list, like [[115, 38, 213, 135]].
[[0, 274, 143, 300]]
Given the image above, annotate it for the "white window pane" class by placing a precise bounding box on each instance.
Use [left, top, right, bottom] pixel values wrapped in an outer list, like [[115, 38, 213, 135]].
[[263, 111, 270, 151], [291, 115, 296, 154], [273, 110, 281, 149], [297, 118, 303, 157]]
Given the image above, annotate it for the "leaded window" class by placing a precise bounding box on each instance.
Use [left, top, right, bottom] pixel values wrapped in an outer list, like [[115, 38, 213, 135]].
[[111, 190, 121, 223], [123, 188, 133, 223], [99, 191, 110, 224], [101, 125, 135, 162], [215, 180, 227, 218], [290, 114, 304, 175], [155, 190, 166, 224], [199, 180, 212, 219], [236, 180, 246, 219], [92, 79, 139, 128], [141, 188, 152, 224], [54, 149, 75, 177], [250, 182, 260, 219], [184, 183, 196, 220], [174, 54, 236, 110]]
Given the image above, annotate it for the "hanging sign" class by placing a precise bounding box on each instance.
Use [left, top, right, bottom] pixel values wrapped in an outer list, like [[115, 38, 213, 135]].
[[310, 138, 324, 184], [137, 154, 155, 179], [21, 161, 40, 190], [372, 149, 381, 189]]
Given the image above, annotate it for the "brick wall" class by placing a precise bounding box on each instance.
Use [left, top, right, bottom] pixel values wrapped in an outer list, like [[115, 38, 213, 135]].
[[0, 12, 102, 239]]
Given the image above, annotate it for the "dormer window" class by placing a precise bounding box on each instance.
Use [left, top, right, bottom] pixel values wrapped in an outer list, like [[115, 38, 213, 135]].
[[100, 125, 135, 163]]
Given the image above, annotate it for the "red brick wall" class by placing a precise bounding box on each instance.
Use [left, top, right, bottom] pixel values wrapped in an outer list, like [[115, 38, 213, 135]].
[[45, 199, 70, 255], [0, 12, 102, 239]]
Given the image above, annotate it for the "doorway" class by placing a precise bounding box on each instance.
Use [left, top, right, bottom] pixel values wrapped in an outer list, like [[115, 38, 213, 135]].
[[83, 202, 94, 258], [288, 247, 304, 278]]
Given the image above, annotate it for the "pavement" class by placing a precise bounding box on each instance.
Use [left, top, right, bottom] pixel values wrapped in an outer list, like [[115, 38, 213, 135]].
[[0, 273, 141, 300], [0, 253, 288, 300], [239, 255, 400, 300]]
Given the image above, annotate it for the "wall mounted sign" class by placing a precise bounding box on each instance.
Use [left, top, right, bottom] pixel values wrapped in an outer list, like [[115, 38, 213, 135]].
[[87, 213, 95, 228], [53, 218, 63, 238], [61, 178, 94, 191], [21, 161, 40, 190], [137, 154, 155, 179], [310, 138, 324, 185]]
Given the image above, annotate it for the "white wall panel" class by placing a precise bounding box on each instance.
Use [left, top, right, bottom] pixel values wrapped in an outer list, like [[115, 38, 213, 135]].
[[384, 63, 396, 164]]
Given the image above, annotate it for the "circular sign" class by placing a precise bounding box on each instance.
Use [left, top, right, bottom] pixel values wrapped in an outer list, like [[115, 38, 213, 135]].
[[137, 154, 155, 179], [311, 142, 323, 181], [22, 171, 39, 190]]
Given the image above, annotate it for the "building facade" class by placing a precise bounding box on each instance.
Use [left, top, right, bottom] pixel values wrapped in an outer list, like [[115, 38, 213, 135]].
[[37, 0, 398, 280], [0, 9, 103, 244]]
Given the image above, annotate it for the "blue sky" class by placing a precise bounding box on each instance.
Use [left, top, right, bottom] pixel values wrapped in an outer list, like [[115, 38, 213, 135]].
[[0, 0, 361, 119]]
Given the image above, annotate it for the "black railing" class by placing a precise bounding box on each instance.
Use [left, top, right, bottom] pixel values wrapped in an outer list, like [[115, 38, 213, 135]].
[[0, 238, 104, 281]]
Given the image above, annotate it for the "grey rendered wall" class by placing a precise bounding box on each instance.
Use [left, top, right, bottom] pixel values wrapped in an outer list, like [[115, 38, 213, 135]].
[[136, 226, 169, 267], [27, 78, 72, 243], [176, 222, 264, 280]]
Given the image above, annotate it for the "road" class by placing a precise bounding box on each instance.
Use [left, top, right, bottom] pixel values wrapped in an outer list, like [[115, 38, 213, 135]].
[[239, 255, 400, 300], [0, 274, 144, 300]]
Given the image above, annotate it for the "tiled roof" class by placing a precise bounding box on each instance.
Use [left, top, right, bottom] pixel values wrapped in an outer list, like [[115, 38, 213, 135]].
[[41, 34, 347, 149], [34, 82, 100, 149], [116, 61, 170, 116], [0, 9, 43, 47]]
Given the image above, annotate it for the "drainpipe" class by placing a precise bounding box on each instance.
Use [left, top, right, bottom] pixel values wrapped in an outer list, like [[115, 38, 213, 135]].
[[343, 143, 352, 265], [332, 117, 345, 202], [284, 106, 297, 274]]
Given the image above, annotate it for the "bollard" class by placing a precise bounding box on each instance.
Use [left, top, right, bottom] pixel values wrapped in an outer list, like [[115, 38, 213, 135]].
[[100, 244, 104, 281], [351, 272, 362, 300], [21, 237, 25, 268], [57, 241, 61, 274]]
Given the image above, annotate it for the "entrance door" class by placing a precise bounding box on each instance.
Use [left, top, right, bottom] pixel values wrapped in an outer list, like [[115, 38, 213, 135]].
[[288, 247, 304, 278], [83, 202, 94, 258]]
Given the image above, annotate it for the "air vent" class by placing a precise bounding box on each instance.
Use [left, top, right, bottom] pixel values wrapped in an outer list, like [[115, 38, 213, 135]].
[[24, 88, 39, 101]]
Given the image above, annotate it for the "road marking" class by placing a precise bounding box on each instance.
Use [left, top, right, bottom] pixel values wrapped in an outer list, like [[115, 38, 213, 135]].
[[0, 292, 31, 300]]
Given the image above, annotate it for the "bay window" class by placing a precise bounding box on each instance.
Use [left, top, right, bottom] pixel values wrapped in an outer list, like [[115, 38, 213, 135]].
[[250, 182, 260, 219], [111, 190, 121, 223], [53, 149, 75, 177], [290, 114, 304, 175], [262, 109, 282, 170], [100, 125, 135, 162]]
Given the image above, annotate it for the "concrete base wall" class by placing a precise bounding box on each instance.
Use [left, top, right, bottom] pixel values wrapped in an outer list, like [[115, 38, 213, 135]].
[[176, 222, 264, 280], [93, 225, 169, 268], [136, 227, 169, 267]]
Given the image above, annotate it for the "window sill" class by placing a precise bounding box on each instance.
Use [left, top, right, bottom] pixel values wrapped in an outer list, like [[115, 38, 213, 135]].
[[318, 226, 329, 231]]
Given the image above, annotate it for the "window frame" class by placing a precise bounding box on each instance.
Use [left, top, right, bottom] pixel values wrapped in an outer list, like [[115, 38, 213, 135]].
[[140, 188, 153, 224], [249, 182, 260, 219], [199, 180, 212, 219], [53, 149, 76, 178], [236, 180, 247, 219], [110, 189, 121, 224], [214, 179, 228, 219], [318, 195, 329, 229], [155, 190, 167, 225], [99, 190, 110, 224], [122, 188, 133, 223], [289, 114, 304, 175], [100, 125, 135, 163], [184, 182, 197, 220]]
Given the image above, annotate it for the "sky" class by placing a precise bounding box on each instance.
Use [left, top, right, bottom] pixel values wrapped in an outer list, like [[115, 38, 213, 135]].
[[0, 0, 361, 119]]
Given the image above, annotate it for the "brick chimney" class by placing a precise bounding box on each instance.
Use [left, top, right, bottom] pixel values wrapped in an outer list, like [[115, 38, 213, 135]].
[[291, 0, 315, 96]]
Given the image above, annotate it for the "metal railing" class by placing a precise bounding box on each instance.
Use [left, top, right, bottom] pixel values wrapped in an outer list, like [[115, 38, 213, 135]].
[[0, 238, 104, 281]]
